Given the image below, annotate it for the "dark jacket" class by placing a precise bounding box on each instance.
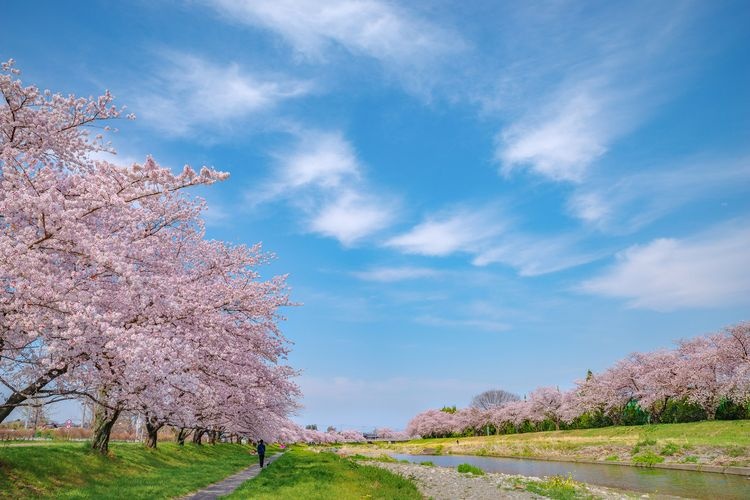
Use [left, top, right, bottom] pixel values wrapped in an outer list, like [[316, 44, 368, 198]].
[[257, 443, 266, 455]]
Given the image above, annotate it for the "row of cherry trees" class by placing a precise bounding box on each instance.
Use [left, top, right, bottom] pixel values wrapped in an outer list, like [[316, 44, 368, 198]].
[[0, 60, 300, 453], [408, 322, 750, 438]]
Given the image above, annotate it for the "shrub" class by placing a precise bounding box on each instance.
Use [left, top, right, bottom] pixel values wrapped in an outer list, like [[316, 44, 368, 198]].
[[525, 475, 582, 500], [660, 442, 680, 456], [604, 455, 619, 461], [682, 456, 699, 463], [457, 463, 484, 475], [632, 451, 664, 466], [420, 461, 434, 467], [661, 399, 707, 423], [716, 399, 749, 420]]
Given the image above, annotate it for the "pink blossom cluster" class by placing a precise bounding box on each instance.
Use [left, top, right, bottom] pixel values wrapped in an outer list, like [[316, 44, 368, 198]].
[[277, 426, 366, 444], [374, 427, 411, 440], [407, 322, 750, 437], [0, 61, 299, 445]]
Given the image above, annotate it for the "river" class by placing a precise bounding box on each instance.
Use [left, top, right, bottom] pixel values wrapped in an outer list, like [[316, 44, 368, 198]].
[[391, 453, 750, 499]]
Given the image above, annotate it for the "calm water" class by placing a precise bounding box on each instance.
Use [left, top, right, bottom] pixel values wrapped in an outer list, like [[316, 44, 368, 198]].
[[391, 453, 750, 499]]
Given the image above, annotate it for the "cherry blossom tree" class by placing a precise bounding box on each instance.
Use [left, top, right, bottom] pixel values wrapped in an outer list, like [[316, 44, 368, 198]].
[[529, 387, 566, 430], [1, 60, 301, 453]]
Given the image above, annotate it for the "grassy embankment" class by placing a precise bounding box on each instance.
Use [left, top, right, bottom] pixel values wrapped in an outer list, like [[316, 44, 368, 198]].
[[226, 447, 421, 499], [0, 441, 266, 499], [341, 420, 750, 468]]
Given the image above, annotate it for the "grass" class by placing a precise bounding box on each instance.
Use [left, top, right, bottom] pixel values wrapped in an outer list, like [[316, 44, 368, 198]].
[[342, 420, 750, 467], [0, 441, 260, 499], [523, 475, 593, 500], [631, 451, 665, 466], [456, 463, 484, 475], [225, 447, 420, 499], [660, 442, 680, 456]]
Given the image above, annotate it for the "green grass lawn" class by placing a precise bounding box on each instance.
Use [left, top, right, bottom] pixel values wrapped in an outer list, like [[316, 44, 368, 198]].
[[342, 420, 750, 467], [0, 441, 259, 499], [225, 447, 421, 499]]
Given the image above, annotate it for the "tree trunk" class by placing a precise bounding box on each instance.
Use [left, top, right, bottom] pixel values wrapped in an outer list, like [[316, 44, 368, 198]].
[[208, 429, 217, 445], [176, 427, 192, 446], [91, 405, 121, 455], [193, 428, 206, 445], [144, 418, 164, 449], [0, 366, 67, 424]]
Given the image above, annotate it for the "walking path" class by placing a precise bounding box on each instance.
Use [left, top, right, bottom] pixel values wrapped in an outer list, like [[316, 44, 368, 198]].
[[183, 452, 283, 500]]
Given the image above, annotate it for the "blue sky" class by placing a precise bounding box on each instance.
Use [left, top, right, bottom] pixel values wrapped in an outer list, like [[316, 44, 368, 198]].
[[3, 0, 749, 431]]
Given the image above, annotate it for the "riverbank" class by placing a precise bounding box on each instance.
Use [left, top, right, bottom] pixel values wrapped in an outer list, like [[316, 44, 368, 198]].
[[341, 420, 750, 470], [367, 461, 636, 499]]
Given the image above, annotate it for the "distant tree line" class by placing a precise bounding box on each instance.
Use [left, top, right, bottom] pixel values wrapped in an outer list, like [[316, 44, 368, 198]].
[[407, 322, 750, 438]]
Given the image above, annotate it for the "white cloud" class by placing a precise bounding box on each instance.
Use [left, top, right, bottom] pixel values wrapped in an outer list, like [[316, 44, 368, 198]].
[[136, 52, 310, 136], [386, 204, 594, 276], [474, 235, 600, 276], [568, 157, 750, 232], [256, 131, 360, 204], [415, 315, 510, 333], [251, 130, 396, 245], [581, 221, 750, 310], [386, 206, 507, 257], [489, 3, 698, 183], [309, 190, 393, 246], [352, 266, 440, 283], [497, 81, 633, 182], [205, 0, 461, 67]]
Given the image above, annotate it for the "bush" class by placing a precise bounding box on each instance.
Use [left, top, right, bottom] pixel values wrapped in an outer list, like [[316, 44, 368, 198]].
[[621, 401, 649, 426], [716, 399, 749, 420], [661, 400, 707, 423], [457, 463, 484, 475], [420, 461, 434, 467], [632, 451, 665, 466], [660, 442, 680, 456], [681, 455, 699, 463], [525, 475, 582, 500]]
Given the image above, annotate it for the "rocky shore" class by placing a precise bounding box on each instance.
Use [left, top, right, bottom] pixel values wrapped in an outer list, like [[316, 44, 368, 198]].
[[368, 461, 654, 499]]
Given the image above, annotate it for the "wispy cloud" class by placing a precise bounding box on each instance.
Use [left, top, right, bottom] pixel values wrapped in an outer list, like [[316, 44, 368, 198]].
[[580, 221, 750, 311], [568, 156, 750, 232], [473, 234, 601, 276], [308, 189, 393, 245], [491, 3, 696, 183], [205, 0, 462, 66], [415, 315, 510, 333], [352, 266, 440, 283], [386, 205, 507, 257], [250, 130, 397, 246], [135, 52, 310, 136], [386, 204, 594, 276], [497, 80, 633, 182]]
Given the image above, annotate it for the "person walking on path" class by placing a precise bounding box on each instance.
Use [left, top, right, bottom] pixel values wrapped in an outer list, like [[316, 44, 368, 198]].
[[256, 439, 266, 468]]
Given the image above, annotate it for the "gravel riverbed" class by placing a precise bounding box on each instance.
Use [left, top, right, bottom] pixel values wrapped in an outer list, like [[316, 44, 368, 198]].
[[368, 461, 657, 499]]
